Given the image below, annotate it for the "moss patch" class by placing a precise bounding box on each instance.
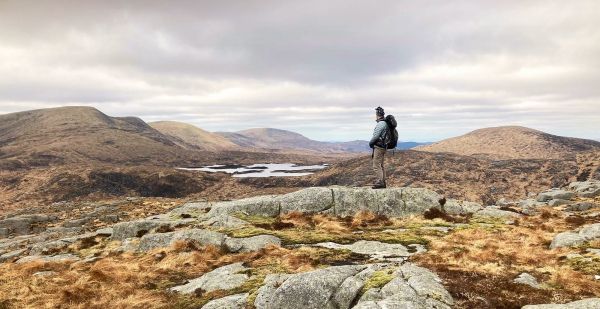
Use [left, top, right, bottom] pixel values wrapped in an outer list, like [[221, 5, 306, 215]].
[[360, 268, 396, 295], [567, 256, 600, 275]]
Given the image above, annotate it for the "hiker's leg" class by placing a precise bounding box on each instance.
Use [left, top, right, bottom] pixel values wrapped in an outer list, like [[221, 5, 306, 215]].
[[373, 147, 385, 185], [372, 150, 379, 184], [382, 150, 386, 186]]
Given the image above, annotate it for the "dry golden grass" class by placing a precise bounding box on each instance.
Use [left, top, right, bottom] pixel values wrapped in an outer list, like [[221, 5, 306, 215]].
[[413, 208, 600, 307], [0, 239, 358, 309]]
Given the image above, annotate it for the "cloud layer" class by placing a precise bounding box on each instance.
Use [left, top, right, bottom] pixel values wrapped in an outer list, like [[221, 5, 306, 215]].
[[1, 0, 599, 141]]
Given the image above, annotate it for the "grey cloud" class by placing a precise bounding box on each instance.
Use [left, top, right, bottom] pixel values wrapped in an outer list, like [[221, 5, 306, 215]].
[[0, 0, 599, 141]]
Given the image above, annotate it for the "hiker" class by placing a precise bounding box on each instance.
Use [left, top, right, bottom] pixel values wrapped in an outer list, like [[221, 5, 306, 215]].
[[369, 106, 398, 189]]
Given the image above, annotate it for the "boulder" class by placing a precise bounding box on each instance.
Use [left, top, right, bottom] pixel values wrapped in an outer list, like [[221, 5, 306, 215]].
[[194, 187, 473, 219], [386, 187, 443, 217], [519, 199, 546, 209], [550, 232, 586, 249], [280, 187, 334, 214], [111, 218, 196, 241], [254, 265, 367, 309], [537, 189, 575, 202], [513, 272, 542, 289], [29, 238, 73, 256], [315, 240, 411, 260], [201, 214, 249, 228], [399, 263, 454, 307], [206, 195, 281, 217], [96, 227, 113, 236], [225, 235, 281, 253], [0, 214, 56, 236], [569, 181, 600, 198], [566, 202, 598, 212], [62, 218, 91, 228], [137, 229, 227, 252], [579, 223, 600, 240], [331, 187, 442, 217], [203, 293, 248, 309], [168, 202, 212, 219], [111, 220, 170, 241], [444, 199, 483, 215], [355, 263, 453, 308], [170, 262, 249, 294], [0, 248, 26, 263], [473, 207, 522, 219], [29, 232, 97, 255], [254, 274, 292, 309], [548, 199, 571, 207], [522, 298, 600, 308]]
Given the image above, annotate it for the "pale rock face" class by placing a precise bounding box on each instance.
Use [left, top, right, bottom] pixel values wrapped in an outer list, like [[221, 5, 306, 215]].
[[254, 263, 453, 309], [206, 195, 281, 217], [513, 273, 542, 289], [111, 220, 171, 241], [254, 265, 368, 309], [569, 181, 600, 198], [536, 189, 575, 202], [202, 293, 249, 309], [549, 232, 585, 249], [548, 199, 571, 207], [137, 229, 227, 252], [186, 186, 458, 220], [280, 187, 335, 214], [549, 223, 600, 249], [444, 199, 483, 215], [225, 235, 281, 253], [315, 240, 411, 260], [579, 223, 600, 240], [0, 214, 57, 236], [473, 207, 522, 219], [170, 262, 249, 294], [201, 214, 249, 228]]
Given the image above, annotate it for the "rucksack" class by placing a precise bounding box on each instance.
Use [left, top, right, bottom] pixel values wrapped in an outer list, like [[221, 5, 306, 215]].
[[382, 115, 399, 149]]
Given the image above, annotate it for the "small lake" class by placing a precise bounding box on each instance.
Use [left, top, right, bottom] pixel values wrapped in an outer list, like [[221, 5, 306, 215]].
[[177, 163, 328, 178]]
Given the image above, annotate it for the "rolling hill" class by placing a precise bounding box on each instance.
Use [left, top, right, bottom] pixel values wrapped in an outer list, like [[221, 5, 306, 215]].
[[149, 121, 239, 152], [0, 106, 201, 168], [217, 128, 428, 153], [415, 126, 600, 160]]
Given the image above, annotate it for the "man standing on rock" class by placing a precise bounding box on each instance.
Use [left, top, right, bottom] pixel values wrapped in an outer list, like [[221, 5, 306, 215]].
[[369, 106, 388, 189]]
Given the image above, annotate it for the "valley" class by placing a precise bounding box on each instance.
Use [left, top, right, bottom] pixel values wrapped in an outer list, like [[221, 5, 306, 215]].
[[1, 106, 600, 308]]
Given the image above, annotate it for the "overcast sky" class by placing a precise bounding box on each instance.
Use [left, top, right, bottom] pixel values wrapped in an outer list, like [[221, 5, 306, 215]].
[[1, 1, 599, 142]]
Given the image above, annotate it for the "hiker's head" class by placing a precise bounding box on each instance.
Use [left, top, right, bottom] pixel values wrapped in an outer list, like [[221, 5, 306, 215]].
[[375, 106, 385, 120]]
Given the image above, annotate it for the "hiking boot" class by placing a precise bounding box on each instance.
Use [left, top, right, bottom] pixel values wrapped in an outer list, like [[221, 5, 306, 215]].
[[372, 183, 386, 189]]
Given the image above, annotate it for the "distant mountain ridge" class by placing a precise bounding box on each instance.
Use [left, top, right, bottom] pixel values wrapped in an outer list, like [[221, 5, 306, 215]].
[[217, 128, 430, 153], [0, 106, 197, 167], [148, 121, 239, 152], [416, 126, 600, 159]]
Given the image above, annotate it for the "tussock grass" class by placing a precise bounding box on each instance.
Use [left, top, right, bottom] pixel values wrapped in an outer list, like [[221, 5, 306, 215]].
[[0, 239, 363, 308], [413, 208, 600, 307]]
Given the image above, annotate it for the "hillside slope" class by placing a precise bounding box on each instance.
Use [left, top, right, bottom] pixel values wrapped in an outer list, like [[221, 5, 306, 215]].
[[0, 106, 198, 167], [297, 149, 600, 204], [149, 121, 239, 152], [416, 126, 600, 159]]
